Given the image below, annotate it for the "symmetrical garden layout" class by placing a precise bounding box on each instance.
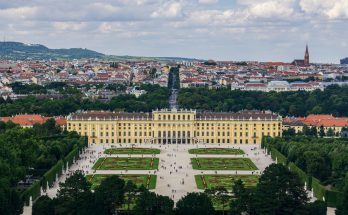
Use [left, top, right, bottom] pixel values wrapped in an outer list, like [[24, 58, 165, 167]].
[[191, 157, 258, 170], [189, 148, 259, 191]]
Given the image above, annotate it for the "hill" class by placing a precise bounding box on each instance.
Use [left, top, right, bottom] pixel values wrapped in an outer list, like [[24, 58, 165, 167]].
[[0, 41, 203, 62], [0, 42, 104, 60]]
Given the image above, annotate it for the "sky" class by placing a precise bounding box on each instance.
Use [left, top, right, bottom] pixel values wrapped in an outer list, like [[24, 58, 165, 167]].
[[0, 0, 347, 63]]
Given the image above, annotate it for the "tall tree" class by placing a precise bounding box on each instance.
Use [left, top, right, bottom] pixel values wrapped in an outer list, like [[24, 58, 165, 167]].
[[124, 180, 138, 214], [94, 175, 125, 215], [134, 189, 174, 215], [32, 195, 54, 215], [253, 164, 309, 215], [205, 187, 229, 214], [230, 180, 254, 215], [175, 192, 215, 215], [55, 171, 94, 215]]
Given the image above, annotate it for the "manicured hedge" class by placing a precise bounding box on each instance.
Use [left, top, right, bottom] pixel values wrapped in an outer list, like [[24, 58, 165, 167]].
[[64, 146, 80, 168], [21, 180, 41, 206], [270, 147, 288, 165], [288, 162, 311, 189], [42, 160, 64, 189], [311, 177, 326, 201]]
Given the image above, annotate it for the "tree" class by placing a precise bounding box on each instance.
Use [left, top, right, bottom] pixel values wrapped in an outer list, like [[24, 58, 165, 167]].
[[32, 195, 54, 215], [306, 200, 327, 215], [319, 126, 325, 137], [283, 127, 296, 136], [175, 192, 214, 215], [124, 180, 138, 214], [253, 164, 309, 215], [94, 175, 125, 215], [55, 171, 94, 215], [134, 189, 174, 215], [230, 180, 254, 215], [205, 187, 229, 214], [0, 186, 23, 215], [327, 128, 335, 137], [336, 174, 348, 215]]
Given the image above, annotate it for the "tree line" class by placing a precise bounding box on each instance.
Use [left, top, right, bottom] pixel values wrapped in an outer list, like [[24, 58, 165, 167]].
[[32, 164, 334, 215], [0, 84, 169, 116], [0, 120, 85, 215], [178, 85, 348, 117]]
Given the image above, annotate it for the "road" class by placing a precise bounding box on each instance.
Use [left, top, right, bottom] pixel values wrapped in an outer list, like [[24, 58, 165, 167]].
[[169, 70, 178, 109]]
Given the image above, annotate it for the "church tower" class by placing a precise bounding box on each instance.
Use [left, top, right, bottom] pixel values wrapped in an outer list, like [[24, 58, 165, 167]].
[[304, 44, 309, 66]]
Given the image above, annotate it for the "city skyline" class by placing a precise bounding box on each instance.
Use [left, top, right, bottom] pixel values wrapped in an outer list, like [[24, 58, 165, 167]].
[[0, 0, 347, 63]]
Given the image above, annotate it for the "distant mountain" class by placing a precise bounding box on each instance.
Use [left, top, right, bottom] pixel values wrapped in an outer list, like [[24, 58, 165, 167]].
[[0, 42, 104, 60], [0, 41, 204, 62]]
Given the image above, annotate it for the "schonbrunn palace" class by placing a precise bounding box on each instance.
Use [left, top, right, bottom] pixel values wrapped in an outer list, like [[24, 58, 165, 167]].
[[67, 109, 282, 145]]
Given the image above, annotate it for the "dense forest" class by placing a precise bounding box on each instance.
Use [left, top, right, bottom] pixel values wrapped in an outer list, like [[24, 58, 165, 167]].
[[0, 84, 169, 116], [263, 136, 348, 192], [0, 120, 85, 214], [178, 85, 348, 117]]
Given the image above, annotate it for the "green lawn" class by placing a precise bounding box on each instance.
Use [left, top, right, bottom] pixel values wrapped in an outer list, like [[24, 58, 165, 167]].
[[191, 158, 258, 170], [86, 174, 157, 190], [189, 148, 244, 155], [104, 148, 160, 155], [195, 174, 259, 190], [92, 157, 159, 170]]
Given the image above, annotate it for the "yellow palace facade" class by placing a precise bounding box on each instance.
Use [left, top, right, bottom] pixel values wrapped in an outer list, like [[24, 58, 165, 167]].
[[67, 109, 282, 145]]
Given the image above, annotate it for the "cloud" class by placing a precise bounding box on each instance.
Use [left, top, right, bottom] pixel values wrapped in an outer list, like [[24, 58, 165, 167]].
[[299, 0, 348, 19], [0, 0, 347, 62], [151, 1, 184, 19], [247, 0, 295, 18], [198, 0, 218, 5]]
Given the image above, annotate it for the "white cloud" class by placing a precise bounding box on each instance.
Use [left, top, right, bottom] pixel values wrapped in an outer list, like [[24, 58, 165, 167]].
[[246, 0, 295, 18], [299, 0, 348, 19], [198, 0, 218, 5], [0, 6, 38, 19], [151, 1, 183, 19], [53, 22, 87, 31]]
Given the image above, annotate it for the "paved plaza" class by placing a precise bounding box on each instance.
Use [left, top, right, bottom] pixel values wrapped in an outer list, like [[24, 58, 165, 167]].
[[23, 143, 335, 215]]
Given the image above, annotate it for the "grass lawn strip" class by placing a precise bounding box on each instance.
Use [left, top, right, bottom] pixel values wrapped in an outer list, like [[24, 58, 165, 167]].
[[92, 157, 159, 170], [86, 174, 157, 190], [191, 158, 258, 170], [195, 174, 259, 190], [104, 148, 160, 155], [189, 148, 244, 155]]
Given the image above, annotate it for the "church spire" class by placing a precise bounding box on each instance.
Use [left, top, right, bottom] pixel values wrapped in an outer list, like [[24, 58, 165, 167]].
[[304, 44, 309, 66]]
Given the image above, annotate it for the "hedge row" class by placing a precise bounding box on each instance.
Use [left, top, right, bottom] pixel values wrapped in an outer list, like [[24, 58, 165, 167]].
[[312, 177, 327, 201], [288, 162, 311, 190], [270, 147, 287, 165], [262, 140, 344, 208], [21, 181, 41, 205], [22, 138, 87, 206]]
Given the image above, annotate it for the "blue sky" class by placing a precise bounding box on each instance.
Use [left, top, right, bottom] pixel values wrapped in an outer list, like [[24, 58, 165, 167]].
[[0, 0, 347, 63]]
